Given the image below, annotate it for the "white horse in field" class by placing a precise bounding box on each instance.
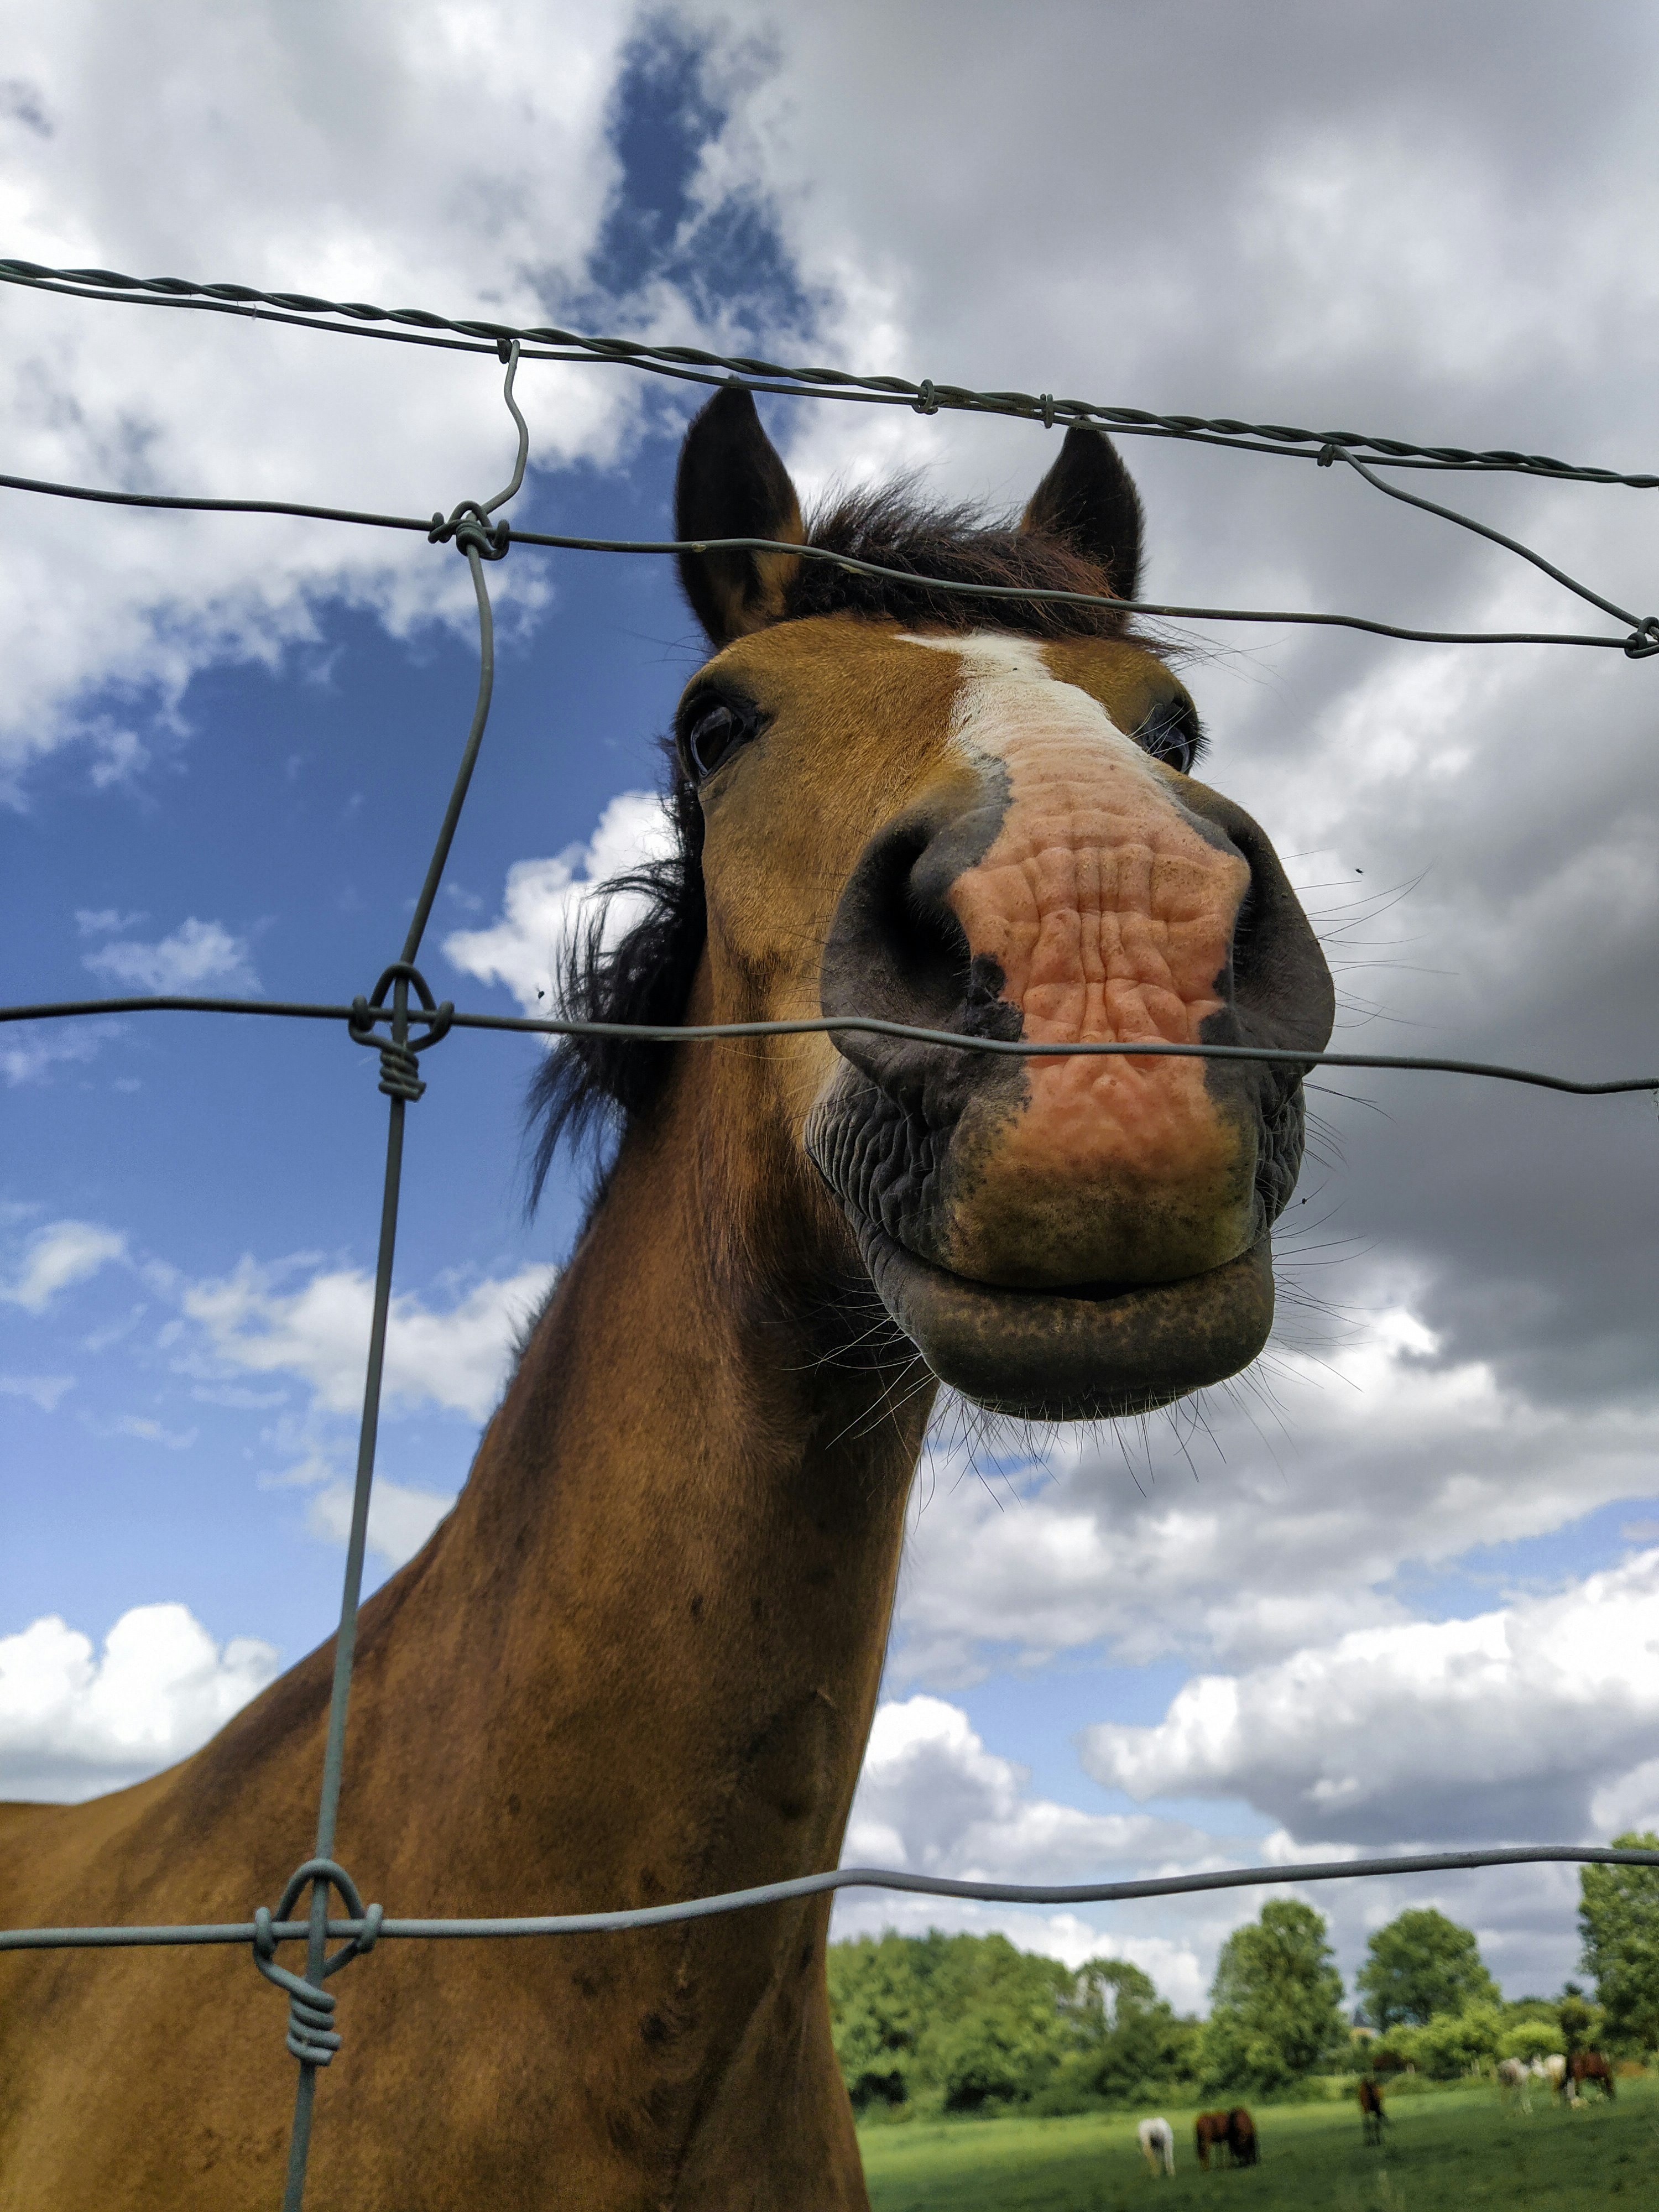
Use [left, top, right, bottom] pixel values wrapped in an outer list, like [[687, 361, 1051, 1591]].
[[1496, 2056, 1532, 2111], [1138, 2116, 1176, 2176]]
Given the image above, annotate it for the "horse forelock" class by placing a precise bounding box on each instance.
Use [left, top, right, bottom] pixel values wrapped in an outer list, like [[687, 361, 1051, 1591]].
[[789, 481, 1139, 636]]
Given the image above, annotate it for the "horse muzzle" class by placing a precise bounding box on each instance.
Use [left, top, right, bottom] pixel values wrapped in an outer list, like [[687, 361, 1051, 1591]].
[[805, 758, 1333, 1417]]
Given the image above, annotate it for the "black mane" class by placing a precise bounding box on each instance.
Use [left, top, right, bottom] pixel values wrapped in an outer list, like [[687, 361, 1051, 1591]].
[[526, 487, 1134, 1208]]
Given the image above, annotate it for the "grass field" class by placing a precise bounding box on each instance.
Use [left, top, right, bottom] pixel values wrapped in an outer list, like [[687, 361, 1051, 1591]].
[[858, 2078, 1659, 2210]]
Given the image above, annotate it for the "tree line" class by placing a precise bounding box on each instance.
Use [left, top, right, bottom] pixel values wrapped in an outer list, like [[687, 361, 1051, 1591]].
[[827, 1828, 1659, 2116]]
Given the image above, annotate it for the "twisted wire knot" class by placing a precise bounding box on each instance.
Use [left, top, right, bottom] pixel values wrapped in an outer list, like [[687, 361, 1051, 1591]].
[[253, 1860, 383, 2070], [1039, 393, 1056, 430], [1624, 615, 1659, 660], [375, 1037, 426, 1101], [427, 499, 511, 561], [349, 963, 453, 1102], [1317, 442, 1340, 468], [912, 378, 938, 416]]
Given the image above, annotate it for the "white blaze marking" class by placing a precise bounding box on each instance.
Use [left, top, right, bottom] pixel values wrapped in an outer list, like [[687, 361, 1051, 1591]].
[[898, 630, 1164, 787]]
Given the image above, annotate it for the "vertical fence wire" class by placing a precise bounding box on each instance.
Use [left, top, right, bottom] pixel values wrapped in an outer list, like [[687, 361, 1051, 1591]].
[[267, 344, 521, 2209]]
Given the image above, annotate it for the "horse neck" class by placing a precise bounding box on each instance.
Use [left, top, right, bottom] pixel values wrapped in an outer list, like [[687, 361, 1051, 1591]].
[[358, 1054, 933, 1910]]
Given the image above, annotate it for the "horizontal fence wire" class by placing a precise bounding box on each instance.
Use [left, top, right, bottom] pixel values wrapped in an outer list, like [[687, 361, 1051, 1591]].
[[1, 464, 1652, 656], [9, 1846, 1659, 1955], [2, 994, 1657, 1098], [4, 254, 1658, 483], [3, 263, 1657, 2208]]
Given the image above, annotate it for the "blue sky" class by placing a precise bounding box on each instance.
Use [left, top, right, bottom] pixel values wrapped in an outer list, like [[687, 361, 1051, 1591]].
[[4, 0, 1659, 2013], [3, 452, 691, 1643]]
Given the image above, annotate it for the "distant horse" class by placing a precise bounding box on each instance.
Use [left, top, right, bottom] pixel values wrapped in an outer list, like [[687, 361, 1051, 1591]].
[[1564, 2051, 1616, 2103], [1137, 2117, 1175, 2176], [1496, 2056, 1531, 2112], [1358, 2074, 1389, 2145], [1194, 2111, 1232, 2170], [1540, 2052, 1567, 2092], [1227, 2107, 1259, 2166]]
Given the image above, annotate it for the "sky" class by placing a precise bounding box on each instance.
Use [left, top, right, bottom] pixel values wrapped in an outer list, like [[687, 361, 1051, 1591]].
[[2, 0, 1658, 2017]]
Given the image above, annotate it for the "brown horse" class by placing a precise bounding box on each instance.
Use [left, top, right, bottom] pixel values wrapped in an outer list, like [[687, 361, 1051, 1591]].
[[1564, 2050, 1616, 2101], [0, 389, 1332, 2208], [1358, 2073, 1388, 2144], [1227, 2105, 1259, 2166], [1194, 2110, 1233, 2169]]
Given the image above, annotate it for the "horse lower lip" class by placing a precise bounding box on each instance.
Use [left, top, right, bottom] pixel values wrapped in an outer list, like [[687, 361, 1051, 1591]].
[[855, 1219, 1276, 1420]]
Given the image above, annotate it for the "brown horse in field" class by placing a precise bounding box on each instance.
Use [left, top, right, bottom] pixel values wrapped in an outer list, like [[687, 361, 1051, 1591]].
[[1358, 2073, 1388, 2144], [1227, 2106, 1259, 2166], [0, 390, 1332, 2208], [1194, 2111, 1233, 2169], [1564, 2050, 1616, 2101]]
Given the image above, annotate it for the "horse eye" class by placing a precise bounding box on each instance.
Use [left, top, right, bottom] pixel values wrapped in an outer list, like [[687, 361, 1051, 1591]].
[[683, 697, 758, 781], [1134, 697, 1202, 774]]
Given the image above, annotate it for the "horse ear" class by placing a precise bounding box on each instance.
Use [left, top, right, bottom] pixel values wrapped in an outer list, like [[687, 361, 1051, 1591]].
[[1020, 425, 1145, 600], [675, 386, 805, 646]]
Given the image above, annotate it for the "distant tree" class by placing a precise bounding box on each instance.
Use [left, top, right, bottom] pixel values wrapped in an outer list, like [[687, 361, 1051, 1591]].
[[1558, 1984, 1603, 2059], [1202, 1899, 1348, 2091], [1355, 1908, 1500, 2031], [827, 1930, 1076, 2112], [1579, 1832, 1659, 2053], [827, 1932, 928, 2106], [1070, 1958, 1201, 2098], [1496, 2015, 1562, 2065], [929, 2004, 1049, 2111], [1073, 1957, 1159, 2027], [923, 1934, 1075, 2110], [1394, 2001, 1504, 2079]]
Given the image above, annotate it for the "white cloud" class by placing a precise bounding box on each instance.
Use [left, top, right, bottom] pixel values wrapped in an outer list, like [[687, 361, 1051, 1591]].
[[0, 1603, 279, 1801], [1080, 1548, 1659, 1846], [0, 1373, 74, 1411], [833, 1692, 1213, 2002], [108, 1413, 198, 1449], [443, 789, 674, 1013], [82, 916, 258, 995], [1, 1024, 103, 1087], [74, 907, 145, 937], [847, 1693, 1207, 1881], [0, 0, 682, 796], [180, 1254, 555, 1418], [1, 1219, 127, 1311], [306, 1475, 456, 1571], [835, 1688, 1598, 2005], [1590, 1759, 1659, 1839], [832, 1687, 1593, 2005], [890, 1280, 1659, 1686]]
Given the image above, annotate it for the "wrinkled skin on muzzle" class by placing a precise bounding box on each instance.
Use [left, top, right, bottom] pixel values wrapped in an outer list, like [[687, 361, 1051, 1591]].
[[799, 634, 1332, 1418]]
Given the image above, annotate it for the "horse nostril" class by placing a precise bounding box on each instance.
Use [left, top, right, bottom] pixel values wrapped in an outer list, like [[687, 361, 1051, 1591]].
[[895, 879, 973, 1027], [832, 816, 974, 1029]]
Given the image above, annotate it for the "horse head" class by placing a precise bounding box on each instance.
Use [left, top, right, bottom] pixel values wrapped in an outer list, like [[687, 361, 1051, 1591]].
[[541, 385, 1334, 1421]]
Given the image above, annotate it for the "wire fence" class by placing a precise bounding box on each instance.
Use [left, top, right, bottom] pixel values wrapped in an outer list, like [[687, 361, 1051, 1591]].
[[2, 263, 1657, 2210]]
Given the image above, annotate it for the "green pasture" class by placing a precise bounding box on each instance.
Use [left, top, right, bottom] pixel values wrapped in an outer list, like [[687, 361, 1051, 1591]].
[[858, 2076, 1659, 2210]]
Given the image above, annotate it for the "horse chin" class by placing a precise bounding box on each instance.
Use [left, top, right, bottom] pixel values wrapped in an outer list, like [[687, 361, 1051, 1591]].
[[854, 1220, 1276, 1421]]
